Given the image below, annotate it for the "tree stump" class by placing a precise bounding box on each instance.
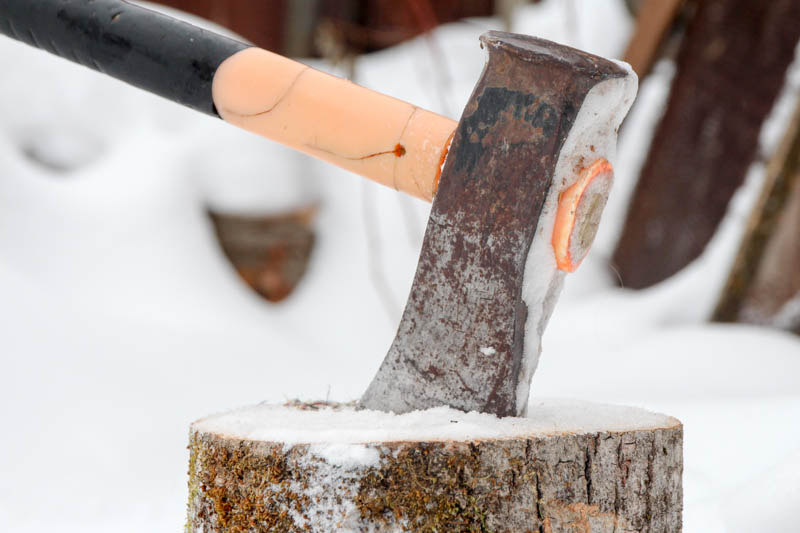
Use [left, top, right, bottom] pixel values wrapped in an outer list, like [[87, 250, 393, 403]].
[[187, 400, 683, 532]]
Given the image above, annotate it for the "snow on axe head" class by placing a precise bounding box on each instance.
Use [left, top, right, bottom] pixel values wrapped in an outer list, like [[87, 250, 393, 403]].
[[359, 32, 637, 417]]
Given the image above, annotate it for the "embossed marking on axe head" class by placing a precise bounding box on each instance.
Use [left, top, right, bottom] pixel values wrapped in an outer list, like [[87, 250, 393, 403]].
[[359, 32, 637, 417]]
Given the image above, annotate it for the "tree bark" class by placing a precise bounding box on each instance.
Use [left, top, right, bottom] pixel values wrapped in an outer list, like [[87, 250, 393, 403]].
[[186, 402, 683, 532], [612, 0, 800, 289]]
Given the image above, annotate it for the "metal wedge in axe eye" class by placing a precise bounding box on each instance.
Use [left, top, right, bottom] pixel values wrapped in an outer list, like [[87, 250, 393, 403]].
[[0, 1, 636, 418]]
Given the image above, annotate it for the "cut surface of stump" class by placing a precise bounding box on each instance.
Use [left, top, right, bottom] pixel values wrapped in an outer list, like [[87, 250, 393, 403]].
[[187, 400, 683, 532]]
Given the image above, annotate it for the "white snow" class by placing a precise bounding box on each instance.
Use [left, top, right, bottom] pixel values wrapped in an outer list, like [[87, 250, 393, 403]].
[[1, 0, 799, 532], [757, 39, 800, 158], [773, 295, 800, 330], [307, 443, 381, 468], [518, 63, 637, 414], [192, 399, 677, 445]]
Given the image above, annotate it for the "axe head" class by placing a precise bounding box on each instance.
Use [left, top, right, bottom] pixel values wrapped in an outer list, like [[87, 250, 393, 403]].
[[360, 32, 637, 417]]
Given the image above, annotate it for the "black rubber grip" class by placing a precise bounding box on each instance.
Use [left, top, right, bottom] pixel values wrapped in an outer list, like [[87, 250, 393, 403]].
[[0, 0, 250, 116]]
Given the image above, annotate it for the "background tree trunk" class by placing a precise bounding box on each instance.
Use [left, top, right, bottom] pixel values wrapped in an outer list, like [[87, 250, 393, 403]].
[[187, 402, 683, 532], [612, 0, 800, 289]]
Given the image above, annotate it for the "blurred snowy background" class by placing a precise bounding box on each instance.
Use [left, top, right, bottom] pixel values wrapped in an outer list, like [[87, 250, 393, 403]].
[[1, 0, 798, 532]]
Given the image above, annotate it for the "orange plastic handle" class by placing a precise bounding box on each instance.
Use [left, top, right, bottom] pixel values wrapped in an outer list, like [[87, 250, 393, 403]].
[[212, 48, 457, 202]]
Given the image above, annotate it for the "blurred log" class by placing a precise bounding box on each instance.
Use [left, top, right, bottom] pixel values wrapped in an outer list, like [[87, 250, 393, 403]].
[[187, 402, 683, 533], [156, 0, 288, 52], [622, 0, 686, 78], [209, 207, 316, 302], [154, 1, 495, 56], [612, 0, 800, 289], [713, 102, 800, 332]]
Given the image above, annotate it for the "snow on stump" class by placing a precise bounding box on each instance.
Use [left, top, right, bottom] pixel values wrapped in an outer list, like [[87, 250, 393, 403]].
[[186, 400, 682, 532]]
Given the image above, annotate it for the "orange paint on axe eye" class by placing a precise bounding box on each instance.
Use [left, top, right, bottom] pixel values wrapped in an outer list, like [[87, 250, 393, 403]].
[[552, 158, 614, 272], [432, 130, 456, 196]]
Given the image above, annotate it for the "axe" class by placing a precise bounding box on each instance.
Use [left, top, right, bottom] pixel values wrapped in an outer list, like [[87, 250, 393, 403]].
[[1, 0, 637, 417]]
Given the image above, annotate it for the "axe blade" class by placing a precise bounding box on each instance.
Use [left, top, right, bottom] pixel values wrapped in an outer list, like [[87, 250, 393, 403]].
[[360, 31, 636, 417]]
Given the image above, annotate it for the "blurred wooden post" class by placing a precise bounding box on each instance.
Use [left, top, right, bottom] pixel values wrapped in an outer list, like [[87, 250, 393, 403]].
[[713, 102, 800, 332], [622, 0, 685, 78], [612, 0, 800, 289]]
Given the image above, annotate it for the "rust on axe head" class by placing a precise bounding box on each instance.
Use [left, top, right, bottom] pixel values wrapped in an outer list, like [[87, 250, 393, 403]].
[[359, 31, 637, 417]]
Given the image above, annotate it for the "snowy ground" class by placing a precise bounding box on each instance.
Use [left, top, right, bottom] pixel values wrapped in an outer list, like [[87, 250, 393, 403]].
[[1, 1, 798, 531]]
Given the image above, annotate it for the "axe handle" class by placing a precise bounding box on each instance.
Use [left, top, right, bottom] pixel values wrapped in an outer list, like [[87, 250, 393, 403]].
[[0, 0, 456, 201], [0, 0, 246, 116]]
